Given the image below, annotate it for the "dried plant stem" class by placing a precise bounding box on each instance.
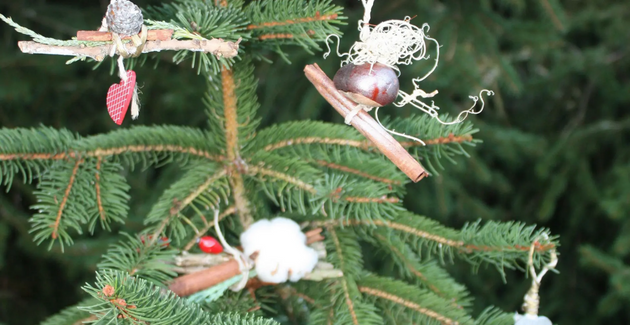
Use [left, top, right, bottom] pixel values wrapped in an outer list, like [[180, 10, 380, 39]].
[[304, 63, 428, 182], [17, 38, 240, 62]]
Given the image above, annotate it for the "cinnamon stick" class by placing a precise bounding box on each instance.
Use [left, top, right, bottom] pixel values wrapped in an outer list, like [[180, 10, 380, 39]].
[[304, 63, 428, 182], [169, 258, 241, 296], [76, 29, 174, 42]]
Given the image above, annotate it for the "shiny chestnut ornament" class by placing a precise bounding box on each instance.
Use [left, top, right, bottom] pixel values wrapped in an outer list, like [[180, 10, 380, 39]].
[[198, 235, 223, 254], [333, 62, 399, 108]]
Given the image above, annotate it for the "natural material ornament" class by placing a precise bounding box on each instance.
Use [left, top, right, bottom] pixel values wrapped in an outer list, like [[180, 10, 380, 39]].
[[324, 0, 493, 145], [514, 236, 558, 325], [198, 235, 224, 254], [240, 217, 319, 283]]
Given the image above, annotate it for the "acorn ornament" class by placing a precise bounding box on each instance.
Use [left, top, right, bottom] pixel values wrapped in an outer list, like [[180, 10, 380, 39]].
[[198, 235, 224, 254]]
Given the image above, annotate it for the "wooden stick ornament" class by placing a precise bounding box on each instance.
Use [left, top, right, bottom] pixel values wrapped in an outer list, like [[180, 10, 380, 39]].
[[2, 0, 240, 125], [309, 0, 494, 181]]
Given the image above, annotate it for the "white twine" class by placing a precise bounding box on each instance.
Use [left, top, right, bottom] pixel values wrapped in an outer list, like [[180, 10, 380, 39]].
[[212, 209, 252, 292]]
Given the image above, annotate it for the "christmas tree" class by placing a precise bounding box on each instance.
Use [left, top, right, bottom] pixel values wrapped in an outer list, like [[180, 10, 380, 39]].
[[9, 0, 629, 324]]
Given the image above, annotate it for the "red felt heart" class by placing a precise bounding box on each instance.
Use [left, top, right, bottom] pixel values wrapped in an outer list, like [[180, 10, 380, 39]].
[[106, 70, 136, 125]]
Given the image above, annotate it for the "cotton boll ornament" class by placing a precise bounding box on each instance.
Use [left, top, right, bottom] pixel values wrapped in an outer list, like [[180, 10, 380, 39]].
[[240, 217, 319, 284]]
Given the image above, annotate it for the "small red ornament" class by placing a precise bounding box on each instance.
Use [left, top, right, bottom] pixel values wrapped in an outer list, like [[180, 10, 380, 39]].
[[198, 235, 223, 254], [106, 70, 136, 125], [333, 62, 399, 107]]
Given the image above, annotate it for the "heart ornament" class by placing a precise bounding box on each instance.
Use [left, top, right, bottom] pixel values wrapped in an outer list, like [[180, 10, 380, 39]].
[[106, 70, 136, 125]]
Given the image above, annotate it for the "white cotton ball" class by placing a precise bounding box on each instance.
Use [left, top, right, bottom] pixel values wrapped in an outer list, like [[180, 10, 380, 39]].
[[255, 249, 290, 283], [514, 313, 552, 325], [287, 245, 319, 282], [268, 217, 307, 244], [240, 219, 273, 256], [241, 217, 319, 284]]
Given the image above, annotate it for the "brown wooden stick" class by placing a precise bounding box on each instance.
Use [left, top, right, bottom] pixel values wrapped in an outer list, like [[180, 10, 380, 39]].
[[76, 29, 174, 42], [304, 63, 428, 182], [17, 38, 240, 62]]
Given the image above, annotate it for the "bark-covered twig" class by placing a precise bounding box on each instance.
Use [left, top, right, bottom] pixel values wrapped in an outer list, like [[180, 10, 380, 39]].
[[18, 37, 241, 62]]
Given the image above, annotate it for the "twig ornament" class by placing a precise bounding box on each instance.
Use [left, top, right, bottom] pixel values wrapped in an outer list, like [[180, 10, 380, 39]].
[[514, 235, 557, 325], [324, 0, 494, 145]]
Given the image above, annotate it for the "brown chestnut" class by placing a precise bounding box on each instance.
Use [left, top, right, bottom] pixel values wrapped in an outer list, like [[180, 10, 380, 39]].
[[333, 62, 399, 107]]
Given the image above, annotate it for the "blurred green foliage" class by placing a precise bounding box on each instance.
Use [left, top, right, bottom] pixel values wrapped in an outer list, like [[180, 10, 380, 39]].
[[0, 0, 628, 324]]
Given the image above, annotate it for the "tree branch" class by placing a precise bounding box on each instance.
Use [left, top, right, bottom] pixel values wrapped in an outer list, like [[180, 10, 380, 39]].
[[52, 159, 83, 240], [358, 286, 456, 325], [327, 226, 359, 325], [0, 145, 224, 162], [221, 67, 254, 229]]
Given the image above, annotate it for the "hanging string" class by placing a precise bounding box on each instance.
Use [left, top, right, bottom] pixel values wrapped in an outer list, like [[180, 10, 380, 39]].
[[212, 209, 252, 291]]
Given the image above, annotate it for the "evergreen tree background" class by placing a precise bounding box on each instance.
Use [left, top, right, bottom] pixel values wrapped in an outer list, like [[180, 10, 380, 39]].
[[0, 0, 628, 324]]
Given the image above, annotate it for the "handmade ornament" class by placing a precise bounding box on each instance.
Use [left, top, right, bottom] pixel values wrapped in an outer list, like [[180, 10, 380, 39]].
[[325, 0, 493, 145], [106, 70, 136, 125], [514, 236, 558, 325], [240, 217, 319, 283], [198, 235, 224, 254], [103, 0, 145, 124]]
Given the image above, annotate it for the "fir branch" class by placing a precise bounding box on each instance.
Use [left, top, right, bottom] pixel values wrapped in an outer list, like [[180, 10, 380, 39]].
[[245, 0, 345, 55], [358, 275, 472, 325], [324, 226, 383, 325], [0, 126, 223, 189], [365, 229, 471, 307], [313, 160, 402, 186], [145, 163, 229, 243], [317, 212, 557, 276], [97, 233, 177, 285], [29, 158, 130, 250], [95, 158, 105, 223], [80, 270, 279, 325], [38, 299, 97, 325], [52, 158, 83, 241]]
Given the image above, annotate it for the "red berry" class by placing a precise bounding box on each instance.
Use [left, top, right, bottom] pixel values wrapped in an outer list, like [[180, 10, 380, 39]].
[[333, 62, 399, 107], [198, 236, 223, 254]]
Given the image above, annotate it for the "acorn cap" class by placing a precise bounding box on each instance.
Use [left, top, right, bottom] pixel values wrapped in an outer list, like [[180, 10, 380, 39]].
[[333, 62, 399, 107]]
